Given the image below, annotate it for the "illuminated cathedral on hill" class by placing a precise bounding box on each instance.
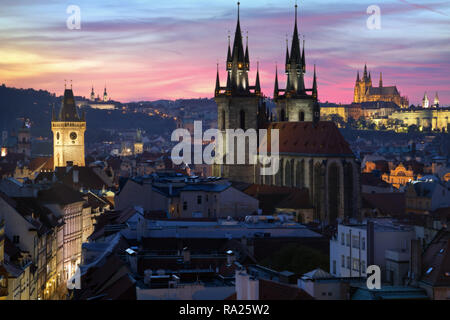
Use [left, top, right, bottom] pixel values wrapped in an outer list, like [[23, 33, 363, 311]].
[[353, 65, 409, 108]]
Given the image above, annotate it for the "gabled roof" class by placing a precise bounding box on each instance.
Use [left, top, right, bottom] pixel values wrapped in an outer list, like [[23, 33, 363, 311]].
[[361, 172, 391, 188], [302, 268, 333, 280], [275, 189, 312, 209], [420, 230, 450, 288], [38, 183, 85, 206], [260, 122, 354, 156], [362, 193, 405, 217], [28, 157, 53, 172], [367, 86, 399, 96]]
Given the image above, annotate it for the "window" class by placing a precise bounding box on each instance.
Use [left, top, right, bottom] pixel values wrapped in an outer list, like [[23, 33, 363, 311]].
[[299, 111, 305, 121], [280, 109, 286, 122], [346, 234, 350, 247], [341, 255, 345, 268], [346, 256, 350, 269], [361, 260, 366, 273], [352, 235, 360, 249], [333, 260, 336, 274], [13, 235, 20, 244], [221, 110, 226, 129], [183, 201, 187, 211], [362, 237, 366, 250], [341, 233, 345, 245], [197, 195, 202, 205], [352, 258, 360, 271], [240, 110, 246, 130]]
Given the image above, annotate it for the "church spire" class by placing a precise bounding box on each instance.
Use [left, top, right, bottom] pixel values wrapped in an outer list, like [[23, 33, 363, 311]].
[[215, 63, 220, 96], [245, 31, 249, 70], [379, 72, 383, 87], [290, 3, 301, 66], [363, 64, 368, 79], [312, 64, 318, 100], [226, 31, 232, 70], [356, 70, 360, 82], [255, 61, 261, 95], [274, 64, 279, 98], [285, 37, 290, 72], [231, 2, 245, 64], [302, 38, 305, 73]]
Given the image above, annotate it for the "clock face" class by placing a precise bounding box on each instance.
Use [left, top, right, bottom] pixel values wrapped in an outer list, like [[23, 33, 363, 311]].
[[70, 132, 77, 140]]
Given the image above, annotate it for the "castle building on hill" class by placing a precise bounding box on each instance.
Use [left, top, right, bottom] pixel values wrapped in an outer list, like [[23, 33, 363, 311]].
[[52, 85, 86, 169], [213, 3, 360, 223], [353, 66, 409, 108]]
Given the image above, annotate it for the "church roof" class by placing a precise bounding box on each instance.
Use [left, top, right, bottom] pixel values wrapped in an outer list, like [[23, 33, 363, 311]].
[[260, 121, 354, 156], [366, 86, 399, 96], [58, 88, 81, 121]]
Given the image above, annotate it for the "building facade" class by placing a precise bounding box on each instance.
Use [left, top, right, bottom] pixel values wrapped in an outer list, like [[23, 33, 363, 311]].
[[389, 108, 450, 132]]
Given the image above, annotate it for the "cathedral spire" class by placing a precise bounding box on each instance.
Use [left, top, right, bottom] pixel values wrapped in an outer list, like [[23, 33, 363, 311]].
[[226, 31, 232, 69], [302, 37, 306, 73], [312, 64, 318, 100], [231, 2, 245, 64], [255, 61, 261, 95], [379, 72, 383, 87], [356, 70, 360, 82], [245, 31, 249, 70], [290, 3, 302, 65], [215, 63, 220, 96], [285, 37, 290, 72], [274, 64, 279, 98], [363, 64, 368, 79]]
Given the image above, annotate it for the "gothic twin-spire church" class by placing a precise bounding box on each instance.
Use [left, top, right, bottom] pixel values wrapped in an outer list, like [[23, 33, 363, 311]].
[[213, 3, 360, 223]]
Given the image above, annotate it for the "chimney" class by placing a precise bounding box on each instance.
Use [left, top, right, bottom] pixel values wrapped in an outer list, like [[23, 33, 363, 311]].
[[247, 277, 259, 300], [182, 247, 191, 263], [226, 250, 235, 266], [73, 168, 79, 184], [66, 161, 73, 173]]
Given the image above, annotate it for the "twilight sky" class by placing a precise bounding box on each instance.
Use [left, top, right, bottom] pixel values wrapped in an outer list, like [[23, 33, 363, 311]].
[[0, 0, 449, 105]]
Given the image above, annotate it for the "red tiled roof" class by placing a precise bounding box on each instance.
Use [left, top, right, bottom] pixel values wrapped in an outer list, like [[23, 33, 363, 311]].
[[28, 157, 53, 172], [260, 121, 353, 156]]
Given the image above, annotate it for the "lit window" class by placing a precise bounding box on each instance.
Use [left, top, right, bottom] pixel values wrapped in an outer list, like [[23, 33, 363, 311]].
[[426, 267, 433, 275]]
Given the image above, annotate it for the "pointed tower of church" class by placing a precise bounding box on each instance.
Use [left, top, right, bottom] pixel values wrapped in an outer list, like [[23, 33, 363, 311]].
[[213, 2, 264, 183], [274, 3, 318, 123], [433, 92, 439, 107], [90, 85, 95, 101], [423, 92, 430, 108], [103, 86, 108, 102], [52, 83, 86, 169]]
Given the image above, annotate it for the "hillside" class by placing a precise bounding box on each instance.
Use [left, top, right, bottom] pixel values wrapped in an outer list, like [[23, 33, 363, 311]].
[[0, 85, 176, 141]]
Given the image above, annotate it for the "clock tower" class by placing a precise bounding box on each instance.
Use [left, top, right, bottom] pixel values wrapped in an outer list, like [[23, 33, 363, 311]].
[[52, 85, 86, 169]]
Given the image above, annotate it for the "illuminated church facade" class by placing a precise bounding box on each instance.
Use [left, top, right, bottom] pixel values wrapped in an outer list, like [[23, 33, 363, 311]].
[[353, 66, 409, 108]]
